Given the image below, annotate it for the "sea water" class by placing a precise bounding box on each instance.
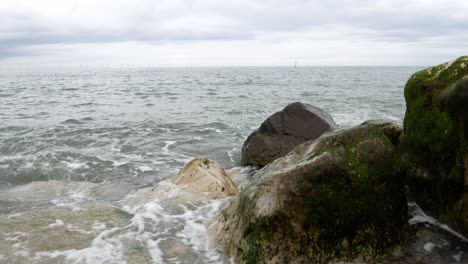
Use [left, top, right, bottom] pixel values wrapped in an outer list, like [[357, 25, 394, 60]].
[[1, 66, 447, 263]]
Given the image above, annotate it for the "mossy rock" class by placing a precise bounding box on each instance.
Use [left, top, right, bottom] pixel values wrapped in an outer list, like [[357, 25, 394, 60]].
[[209, 121, 408, 264], [399, 56, 468, 233]]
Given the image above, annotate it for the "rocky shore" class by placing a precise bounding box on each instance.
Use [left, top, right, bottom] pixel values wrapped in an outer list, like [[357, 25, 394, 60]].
[[7, 57, 468, 263], [187, 56, 468, 263], [49, 56, 463, 263]]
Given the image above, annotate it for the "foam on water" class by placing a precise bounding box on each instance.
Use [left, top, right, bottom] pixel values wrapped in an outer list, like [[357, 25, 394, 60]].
[[162, 141, 177, 154], [1, 67, 434, 263], [48, 219, 65, 228], [138, 165, 154, 172], [0, 172, 248, 263]]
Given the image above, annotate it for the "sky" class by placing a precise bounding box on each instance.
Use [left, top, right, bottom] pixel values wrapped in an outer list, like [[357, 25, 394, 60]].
[[0, 0, 467, 67]]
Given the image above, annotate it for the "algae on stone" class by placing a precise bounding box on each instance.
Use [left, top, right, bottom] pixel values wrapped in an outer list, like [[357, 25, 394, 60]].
[[400, 56, 468, 233], [208, 121, 408, 264]]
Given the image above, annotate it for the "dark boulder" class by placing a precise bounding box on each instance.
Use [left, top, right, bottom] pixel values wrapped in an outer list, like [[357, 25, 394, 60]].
[[442, 76, 468, 116], [209, 120, 408, 263], [242, 102, 336, 168]]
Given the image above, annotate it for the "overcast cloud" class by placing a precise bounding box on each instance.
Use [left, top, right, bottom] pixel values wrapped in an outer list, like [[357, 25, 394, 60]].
[[0, 0, 467, 66]]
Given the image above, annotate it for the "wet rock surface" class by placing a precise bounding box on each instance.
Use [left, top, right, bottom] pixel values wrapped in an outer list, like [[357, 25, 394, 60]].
[[242, 102, 336, 168], [210, 121, 408, 263], [377, 189, 468, 264], [175, 157, 238, 198]]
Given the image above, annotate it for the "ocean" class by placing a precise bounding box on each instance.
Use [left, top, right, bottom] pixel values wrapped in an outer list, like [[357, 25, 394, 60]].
[[0, 66, 422, 263]]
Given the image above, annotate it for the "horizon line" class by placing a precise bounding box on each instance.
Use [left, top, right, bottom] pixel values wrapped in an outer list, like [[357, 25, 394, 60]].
[[0, 64, 428, 69]]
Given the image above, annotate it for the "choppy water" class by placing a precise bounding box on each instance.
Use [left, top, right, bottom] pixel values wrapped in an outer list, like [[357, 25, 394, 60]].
[[3, 66, 464, 263]]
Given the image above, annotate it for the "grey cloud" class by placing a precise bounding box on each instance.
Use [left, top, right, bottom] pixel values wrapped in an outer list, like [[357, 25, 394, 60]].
[[1, 0, 467, 60]]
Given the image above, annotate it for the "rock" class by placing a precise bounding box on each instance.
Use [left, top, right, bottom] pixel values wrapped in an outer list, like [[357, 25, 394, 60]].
[[399, 56, 468, 235], [175, 158, 237, 198], [209, 121, 408, 263], [442, 76, 468, 116], [123, 158, 238, 212], [242, 102, 337, 167]]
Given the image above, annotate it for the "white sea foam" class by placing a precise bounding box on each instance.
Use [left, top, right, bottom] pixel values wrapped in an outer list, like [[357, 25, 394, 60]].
[[409, 202, 468, 243], [226, 166, 253, 190], [162, 140, 177, 154], [0, 154, 33, 162], [12, 241, 30, 258], [0, 181, 97, 206], [48, 219, 64, 228], [146, 238, 164, 263], [201, 128, 223, 133], [51, 188, 96, 212], [61, 161, 89, 169], [5, 236, 19, 242], [113, 180, 235, 263], [34, 227, 126, 264], [138, 165, 153, 172], [91, 222, 107, 231], [227, 147, 237, 163], [66, 224, 94, 235], [7, 213, 22, 219], [112, 160, 128, 166]]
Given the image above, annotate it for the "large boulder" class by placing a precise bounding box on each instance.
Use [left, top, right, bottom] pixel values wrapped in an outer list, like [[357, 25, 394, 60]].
[[209, 121, 408, 263], [400, 56, 468, 234], [175, 157, 238, 198], [242, 102, 336, 168]]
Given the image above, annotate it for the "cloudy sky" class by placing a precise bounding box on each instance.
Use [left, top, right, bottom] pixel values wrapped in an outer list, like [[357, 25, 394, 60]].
[[1, 0, 467, 66]]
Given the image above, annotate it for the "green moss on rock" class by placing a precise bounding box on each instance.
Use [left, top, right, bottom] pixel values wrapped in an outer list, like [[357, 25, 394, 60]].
[[400, 56, 468, 234], [211, 121, 408, 263], [240, 211, 290, 264]]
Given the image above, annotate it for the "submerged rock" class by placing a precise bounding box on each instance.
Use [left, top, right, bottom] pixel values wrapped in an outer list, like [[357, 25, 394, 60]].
[[0, 181, 131, 263], [124, 158, 238, 212], [0, 204, 130, 253], [209, 120, 408, 263], [400, 56, 468, 235], [175, 157, 237, 198], [242, 102, 336, 168]]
